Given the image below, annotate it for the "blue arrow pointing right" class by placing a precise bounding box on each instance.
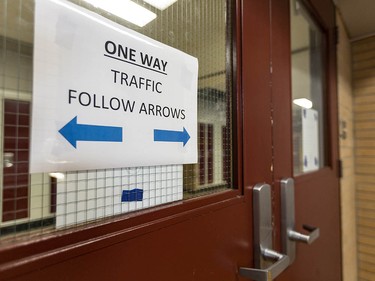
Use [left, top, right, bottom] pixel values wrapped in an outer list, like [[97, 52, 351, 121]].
[[154, 127, 190, 146]]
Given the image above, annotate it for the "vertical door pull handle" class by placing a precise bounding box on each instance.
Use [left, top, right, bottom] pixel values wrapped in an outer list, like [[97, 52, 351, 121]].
[[281, 178, 320, 264], [239, 183, 290, 280], [239, 249, 290, 281]]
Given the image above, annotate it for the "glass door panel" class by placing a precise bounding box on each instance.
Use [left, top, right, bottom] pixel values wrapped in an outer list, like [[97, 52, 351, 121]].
[[290, 0, 326, 175]]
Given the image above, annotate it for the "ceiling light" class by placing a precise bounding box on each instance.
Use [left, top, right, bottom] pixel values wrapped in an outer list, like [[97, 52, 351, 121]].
[[49, 173, 66, 180], [84, 0, 156, 27], [143, 0, 178, 10], [293, 98, 313, 109]]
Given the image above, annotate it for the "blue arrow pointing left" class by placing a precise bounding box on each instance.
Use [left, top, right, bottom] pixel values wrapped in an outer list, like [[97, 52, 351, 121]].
[[59, 116, 123, 148]]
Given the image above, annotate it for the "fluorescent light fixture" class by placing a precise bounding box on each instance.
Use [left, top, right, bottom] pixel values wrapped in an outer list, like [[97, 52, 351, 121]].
[[293, 98, 313, 109], [143, 0, 178, 10], [49, 173, 65, 180], [84, 0, 156, 27]]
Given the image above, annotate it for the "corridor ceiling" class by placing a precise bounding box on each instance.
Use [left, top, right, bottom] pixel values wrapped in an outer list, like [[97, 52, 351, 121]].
[[334, 0, 375, 40]]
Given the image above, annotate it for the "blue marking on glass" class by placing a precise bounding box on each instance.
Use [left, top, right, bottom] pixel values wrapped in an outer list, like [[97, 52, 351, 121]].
[[121, 188, 144, 202]]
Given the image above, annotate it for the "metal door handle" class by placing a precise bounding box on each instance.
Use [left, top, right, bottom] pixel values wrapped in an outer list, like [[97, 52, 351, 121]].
[[239, 183, 290, 280], [288, 224, 319, 244], [239, 248, 290, 281], [281, 178, 320, 264]]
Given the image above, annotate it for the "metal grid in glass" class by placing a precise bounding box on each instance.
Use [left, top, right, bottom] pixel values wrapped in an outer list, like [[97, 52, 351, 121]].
[[0, 0, 233, 241]]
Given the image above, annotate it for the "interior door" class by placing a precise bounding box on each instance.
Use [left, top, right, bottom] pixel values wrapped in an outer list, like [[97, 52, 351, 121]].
[[271, 0, 342, 280], [239, 0, 341, 280]]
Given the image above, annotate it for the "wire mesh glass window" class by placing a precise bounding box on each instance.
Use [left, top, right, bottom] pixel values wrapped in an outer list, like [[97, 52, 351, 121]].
[[0, 0, 233, 240]]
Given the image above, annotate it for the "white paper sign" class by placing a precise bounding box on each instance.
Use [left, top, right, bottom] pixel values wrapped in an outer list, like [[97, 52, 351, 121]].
[[302, 108, 319, 172], [31, 0, 198, 173]]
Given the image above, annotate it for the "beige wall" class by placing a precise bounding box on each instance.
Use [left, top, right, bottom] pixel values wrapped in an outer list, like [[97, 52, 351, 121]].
[[337, 12, 358, 281], [353, 35, 375, 280]]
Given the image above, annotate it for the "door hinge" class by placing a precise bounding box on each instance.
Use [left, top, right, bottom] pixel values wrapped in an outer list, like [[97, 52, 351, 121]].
[[338, 159, 343, 178]]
